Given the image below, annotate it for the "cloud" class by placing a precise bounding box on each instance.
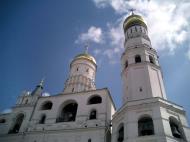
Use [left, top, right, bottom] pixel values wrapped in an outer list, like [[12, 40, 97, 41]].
[[76, 26, 103, 44], [90, 0, 190, 62]]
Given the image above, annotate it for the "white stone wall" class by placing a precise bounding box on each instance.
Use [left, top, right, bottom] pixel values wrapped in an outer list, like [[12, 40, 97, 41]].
[[0, 128, 106, 142], [112, 98, 190, 142], [0, 88, 115, 142]]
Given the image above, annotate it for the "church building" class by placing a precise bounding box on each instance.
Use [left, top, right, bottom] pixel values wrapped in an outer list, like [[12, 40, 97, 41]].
[[0, 13, 190, 142]]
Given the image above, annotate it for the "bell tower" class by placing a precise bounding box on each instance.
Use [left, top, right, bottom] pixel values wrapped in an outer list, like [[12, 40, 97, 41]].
[[121, 13, 167, 103], [63, 46, 97, 93], [112, 12, 190, 142]]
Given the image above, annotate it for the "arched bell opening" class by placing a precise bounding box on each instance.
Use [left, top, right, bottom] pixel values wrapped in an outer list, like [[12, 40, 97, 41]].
[[169, 116, 185, 139], [138, 116, 154, 136], [56, 100, 78, 122]]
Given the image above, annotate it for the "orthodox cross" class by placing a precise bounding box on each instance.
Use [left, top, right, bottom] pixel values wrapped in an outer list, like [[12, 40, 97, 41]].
[[129, 8, 136, 15]]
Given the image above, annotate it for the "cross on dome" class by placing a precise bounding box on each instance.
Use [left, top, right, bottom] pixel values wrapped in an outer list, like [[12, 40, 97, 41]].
[[129, 8, 136, 15]]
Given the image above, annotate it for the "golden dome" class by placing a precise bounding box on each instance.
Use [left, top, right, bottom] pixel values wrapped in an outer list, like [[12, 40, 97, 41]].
[[123, 14, 147, 32], [72, 53, 97, 65]]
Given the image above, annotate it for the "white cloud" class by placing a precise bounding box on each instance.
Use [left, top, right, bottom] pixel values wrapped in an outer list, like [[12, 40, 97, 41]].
[[108, 23, 124, 46], [76, 26, 103, 43], [91, 0, 190, 60], [76, 0, 190, 64]]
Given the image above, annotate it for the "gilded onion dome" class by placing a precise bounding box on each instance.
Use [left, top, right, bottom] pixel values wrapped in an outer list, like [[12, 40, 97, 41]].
[[123, 14, 147, 32], [72, 53, 97, 65]]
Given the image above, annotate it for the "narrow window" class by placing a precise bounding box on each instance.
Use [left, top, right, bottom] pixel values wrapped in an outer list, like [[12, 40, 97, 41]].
[[139, 87, 143, 92], [86, 68, 89, 72], [39, 115, 46, 124], [135, 26, 137, 32], [135, 55, 141, 63], [76, 68, 79, 71], [89, 110, 97, 120], [125, 60, 128, 68], [149, 55, 155, 64], [72, 88, 74, 92], [88, 139, 91, 142], [117, 124, 124, 142], [138, 116, 154, 136]]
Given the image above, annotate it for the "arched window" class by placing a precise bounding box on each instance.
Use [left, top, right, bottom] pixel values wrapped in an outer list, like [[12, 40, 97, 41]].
[[40, 101, 53, 110], [88, 139, 91, 142], [88, 95, 102, 105], [0, 118, 6, 123], [39, 114, 46, 124], [135, 55, 141, 63], [9, 113, 24, 134], [117, 123, 124, 142], [89, 110, 97, 120], [125, 60, 128, 68], [149, 55, 155, 64], [138, 116, 154, 136], [169, 117, 184, 139], [56, 102, 78, 122]]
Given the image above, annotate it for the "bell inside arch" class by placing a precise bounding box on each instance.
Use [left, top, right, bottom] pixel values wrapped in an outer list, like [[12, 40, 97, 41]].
[[171, 125, 181, 138]]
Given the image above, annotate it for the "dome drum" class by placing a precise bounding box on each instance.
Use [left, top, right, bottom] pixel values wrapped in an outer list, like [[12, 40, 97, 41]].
[[123, 14, 147, 33]]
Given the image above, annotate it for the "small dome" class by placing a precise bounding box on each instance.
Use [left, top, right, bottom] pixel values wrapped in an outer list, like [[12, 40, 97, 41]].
[[72, 53, 96, 65], [123, 14, 147, 32]]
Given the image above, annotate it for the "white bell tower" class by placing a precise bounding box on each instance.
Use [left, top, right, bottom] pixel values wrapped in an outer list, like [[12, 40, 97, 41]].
[[121, 13, 167, 103], [112, 12, 190, 142]]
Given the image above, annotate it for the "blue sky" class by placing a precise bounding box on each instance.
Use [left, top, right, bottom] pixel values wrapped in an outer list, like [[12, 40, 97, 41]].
[[0, 0, 190, 123]]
